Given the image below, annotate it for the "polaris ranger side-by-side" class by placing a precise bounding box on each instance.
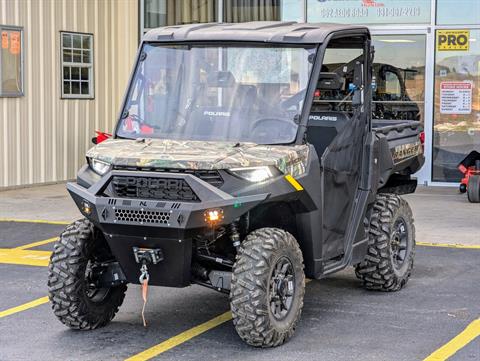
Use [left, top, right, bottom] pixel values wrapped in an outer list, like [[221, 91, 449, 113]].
[[48, 22, 425, 347]]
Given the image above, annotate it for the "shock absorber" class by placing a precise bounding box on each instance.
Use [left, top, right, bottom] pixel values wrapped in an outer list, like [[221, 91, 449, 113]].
[[229, 221, 241, 250]]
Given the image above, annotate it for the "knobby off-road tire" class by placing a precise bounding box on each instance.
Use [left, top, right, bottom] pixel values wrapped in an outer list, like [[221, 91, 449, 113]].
[[48, 218, 127, 330], [230, 228, 305, 347], [467, 175, 480, 203], [355, 194, 415, 292]]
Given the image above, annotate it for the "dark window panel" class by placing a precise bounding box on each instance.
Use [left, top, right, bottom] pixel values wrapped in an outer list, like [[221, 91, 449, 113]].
[[62, 33, 71, 48], [72, 34, 82, 49], [71, 67, 80, 80], [72, 49, 82, 63], [63, 81, 71, 94], [81, 81, 89, 94], [82, 50, 90, 64], [71, 81, 80, 94], [81, 67, 89, 80], [63, 66, 70, 80], [63, 49, 72, 62], [82, 35, 91, 49]]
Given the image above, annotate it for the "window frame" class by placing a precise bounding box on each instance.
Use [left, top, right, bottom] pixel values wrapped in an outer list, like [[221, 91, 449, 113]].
[[60, 31, 94, 99], [0, 25, 24, 97]]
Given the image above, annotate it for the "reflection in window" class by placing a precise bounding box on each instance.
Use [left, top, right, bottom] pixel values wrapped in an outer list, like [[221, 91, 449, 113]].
[[437, 0, 480, 25], [144, 0, 216, 29], [371, 35, 426, 123], [222, 0, 301, 22], [224, 0, 279, 22], [433, 29, 480, 182], [0, 26, 23, 97]]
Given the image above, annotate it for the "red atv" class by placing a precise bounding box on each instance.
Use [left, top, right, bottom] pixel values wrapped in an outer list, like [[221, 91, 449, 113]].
[[458, 151, 480, 203]]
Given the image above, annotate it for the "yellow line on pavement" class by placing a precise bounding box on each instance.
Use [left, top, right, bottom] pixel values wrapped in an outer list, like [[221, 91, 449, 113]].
[[14, 237, 58, 250], [0, 218, 70, 225], [0, 248, 51, 267], [423, 318, 480, 361], [0, 296, 49, 319], [125, 311, 233, 361], [126, 279, 312, 361], [417, 242, 480, 250]]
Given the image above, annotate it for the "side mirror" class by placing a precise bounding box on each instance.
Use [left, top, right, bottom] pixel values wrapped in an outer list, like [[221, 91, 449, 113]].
[[317, 72, 344, 90]]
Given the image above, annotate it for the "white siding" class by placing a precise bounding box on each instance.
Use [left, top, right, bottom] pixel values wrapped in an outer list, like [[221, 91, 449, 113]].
[[0, 0, 138, 188]]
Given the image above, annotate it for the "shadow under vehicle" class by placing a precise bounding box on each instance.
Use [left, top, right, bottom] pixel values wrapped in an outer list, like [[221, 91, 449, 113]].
[[47, 22, 425, 347]]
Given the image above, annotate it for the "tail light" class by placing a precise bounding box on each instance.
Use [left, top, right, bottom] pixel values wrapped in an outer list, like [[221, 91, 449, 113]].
[[93, 130, 112, 144], [419, 131, 425, 145]]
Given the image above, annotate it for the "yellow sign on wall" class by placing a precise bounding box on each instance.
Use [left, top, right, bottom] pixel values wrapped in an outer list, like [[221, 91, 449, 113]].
[[437, 30, 470, 51]]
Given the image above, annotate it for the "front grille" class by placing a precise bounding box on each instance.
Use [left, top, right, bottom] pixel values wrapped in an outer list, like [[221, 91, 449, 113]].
[[111, 176, 200, 202], [113, 166, 224, 188], [114, 208, 170, 224]]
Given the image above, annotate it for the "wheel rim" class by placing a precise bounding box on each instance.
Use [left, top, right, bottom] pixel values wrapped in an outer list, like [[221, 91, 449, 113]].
[[85, 260, 110, 303], [269, 256, 295, 321], [391, 217, 410, 270]]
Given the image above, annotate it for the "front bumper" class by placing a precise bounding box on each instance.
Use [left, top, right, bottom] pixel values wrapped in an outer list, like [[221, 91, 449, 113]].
[[68, 170, 268, 286]]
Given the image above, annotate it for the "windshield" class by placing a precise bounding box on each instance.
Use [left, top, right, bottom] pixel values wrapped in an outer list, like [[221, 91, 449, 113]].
[[117, 43, 316, 144]]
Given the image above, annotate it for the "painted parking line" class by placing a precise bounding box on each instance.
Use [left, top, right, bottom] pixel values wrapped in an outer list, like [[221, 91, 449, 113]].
[[417, 242, 480, 250], [0, 296, 49, 319], [0, 218, 70, 225], [0, 248, 51, 267], [125, 279, 312, 361], [14, 237, 58, 250], [125, 311, 232, 361], [423, 318, 480, 361]]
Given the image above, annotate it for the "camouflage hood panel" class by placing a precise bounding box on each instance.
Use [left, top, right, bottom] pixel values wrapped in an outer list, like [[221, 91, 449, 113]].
[[87, 139, 309, 177]]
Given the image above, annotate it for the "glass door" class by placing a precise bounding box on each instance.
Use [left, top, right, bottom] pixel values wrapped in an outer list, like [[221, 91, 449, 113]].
[[432, 28, 480, 182], [369, 28, 431, 184]]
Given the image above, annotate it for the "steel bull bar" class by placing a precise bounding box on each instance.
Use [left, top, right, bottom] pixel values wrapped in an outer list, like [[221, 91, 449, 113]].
[[66, 170, 268, 287]]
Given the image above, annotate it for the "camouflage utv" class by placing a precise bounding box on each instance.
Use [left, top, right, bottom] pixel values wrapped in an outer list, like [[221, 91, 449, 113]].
[[48, 22, 424, 347]]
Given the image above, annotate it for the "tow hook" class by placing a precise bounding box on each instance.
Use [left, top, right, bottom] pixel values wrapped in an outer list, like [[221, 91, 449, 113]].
[[132, 247, 163, 327]]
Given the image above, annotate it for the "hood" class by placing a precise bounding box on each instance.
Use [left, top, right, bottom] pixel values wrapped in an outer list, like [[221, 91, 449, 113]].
[[86, 139, 309, 177]]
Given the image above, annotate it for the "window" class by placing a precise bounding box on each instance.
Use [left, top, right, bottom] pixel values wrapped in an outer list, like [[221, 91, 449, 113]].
[[437, 0, 480, 25], [433, 29, 480, 182], [61, 32, 93, 99], [223, 0, 301, 22], [307, 0, 431, 25], [371, 35, 426, 123], [0, 25, 23, 97], [143, 0, 217, 31], [313, 44, 364, 116], [118, 43, 315, 144]]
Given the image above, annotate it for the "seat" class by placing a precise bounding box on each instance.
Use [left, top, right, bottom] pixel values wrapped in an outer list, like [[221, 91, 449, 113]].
[[306, 112, 350, 158]]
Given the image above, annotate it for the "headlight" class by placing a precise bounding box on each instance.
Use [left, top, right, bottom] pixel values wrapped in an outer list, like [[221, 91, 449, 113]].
[[230, 166, 281, 183], [88, 158, 112, 175]]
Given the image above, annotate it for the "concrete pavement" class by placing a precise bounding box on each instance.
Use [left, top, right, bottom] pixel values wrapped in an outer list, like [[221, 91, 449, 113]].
[[1, 183, 479, 245]]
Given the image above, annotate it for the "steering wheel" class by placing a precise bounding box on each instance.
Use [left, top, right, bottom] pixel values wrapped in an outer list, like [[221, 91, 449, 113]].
[[250, 118, 298, 143], [251, 117, 297, 131]]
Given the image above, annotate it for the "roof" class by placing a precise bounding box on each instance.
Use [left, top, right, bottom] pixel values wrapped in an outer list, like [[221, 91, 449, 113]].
[[142, 21, 370, 44]]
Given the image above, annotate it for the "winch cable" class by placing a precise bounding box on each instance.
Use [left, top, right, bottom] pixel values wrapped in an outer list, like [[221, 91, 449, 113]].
[[139, 264, 150, 327]]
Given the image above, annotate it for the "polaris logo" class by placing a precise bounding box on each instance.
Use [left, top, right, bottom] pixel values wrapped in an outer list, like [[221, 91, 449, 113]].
[[203, 111, 230, 117], [309, 115, 337, 122]]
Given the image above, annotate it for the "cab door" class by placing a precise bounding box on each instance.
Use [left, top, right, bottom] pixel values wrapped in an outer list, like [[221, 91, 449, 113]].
[[317, 35, 370, 261]]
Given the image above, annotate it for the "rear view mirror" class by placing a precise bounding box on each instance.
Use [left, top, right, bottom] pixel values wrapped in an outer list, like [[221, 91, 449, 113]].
[[317, 72, 344, 90]]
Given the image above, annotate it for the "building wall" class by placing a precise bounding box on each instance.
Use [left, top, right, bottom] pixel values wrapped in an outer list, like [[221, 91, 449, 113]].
[[0, 0, 139, 188]]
